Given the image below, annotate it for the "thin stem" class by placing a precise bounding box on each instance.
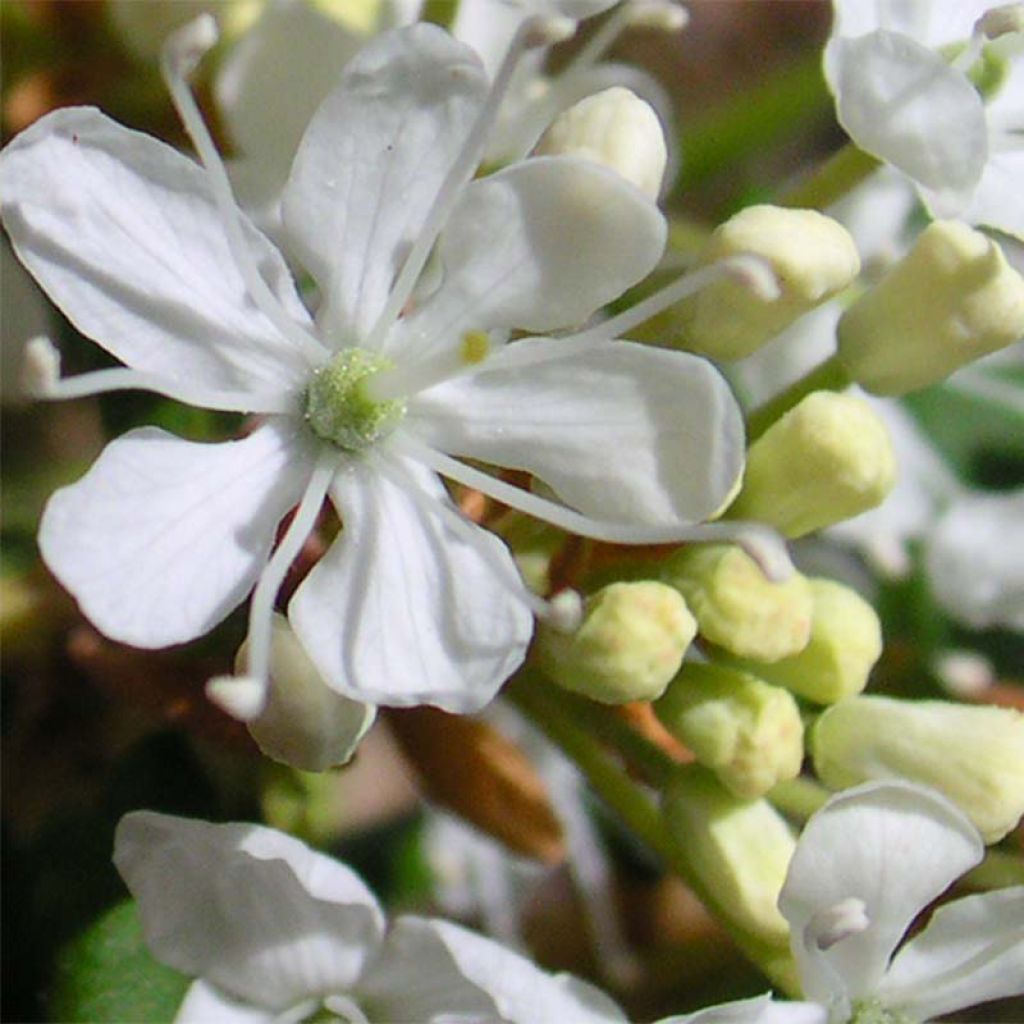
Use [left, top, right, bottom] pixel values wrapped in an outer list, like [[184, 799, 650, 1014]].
[[768, 776, 831, 822], [778, 142, 882, 211], [746, 353, 852, 442]]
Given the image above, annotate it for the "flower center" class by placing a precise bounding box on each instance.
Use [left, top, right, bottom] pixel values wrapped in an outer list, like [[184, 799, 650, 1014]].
[[847, 998, 917, 1024], [305, 348, 406, 452]]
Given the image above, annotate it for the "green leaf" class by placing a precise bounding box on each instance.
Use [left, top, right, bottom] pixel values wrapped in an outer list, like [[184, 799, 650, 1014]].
[[49, 901, 190, 1024]]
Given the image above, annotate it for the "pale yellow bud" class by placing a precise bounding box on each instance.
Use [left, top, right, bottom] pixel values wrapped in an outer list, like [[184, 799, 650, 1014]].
[[727, 391, 896, 538], [660, 545, 813, 662], [838, 221, 1024, 395], [674, 205, 860, 359], [732, 578, 882, 704], [663, 766, 795, 944], [812, 696, 1024, 843], [534, 87, 668, 199], [655, 663, 804, 798], [536, 581, 697, 703]]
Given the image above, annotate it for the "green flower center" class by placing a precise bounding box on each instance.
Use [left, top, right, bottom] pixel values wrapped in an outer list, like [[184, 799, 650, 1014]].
[[305, 348, 406, 452], [848, 999, 917, 1024]]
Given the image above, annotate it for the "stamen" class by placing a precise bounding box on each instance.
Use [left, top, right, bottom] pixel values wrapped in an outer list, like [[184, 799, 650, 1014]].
[[363, 330, 493, 403], [391, 433, 795, 581], [364, 15, 578, 351], [160, 18, 327, 367], [806, 897, 870, 951], [374, 451, 582, 626], [206, 673, 267, 722], [238, 452, 336, 701], [979, 4, 1024, 42], [25, 338, 298, 414]]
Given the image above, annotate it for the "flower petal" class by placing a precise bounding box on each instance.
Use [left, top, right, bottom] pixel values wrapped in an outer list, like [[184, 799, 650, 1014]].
[[827, 31, 987, 212], [956, 145, 1024, 241], [0, 107, 311, 392], [39, 419, 314, 648], [358, 916, 628, 1023], [282, 24, 488, 344], [778, 780, 983, 1009], [114, 811, 385, 1012], [288, 452, 533, 712], [176, 981, 273, 1024], [388, 157, 666, 361], [407, 339, 743, 524], [656, 993, 826, 1024], [878, 886, 1024, 1020]]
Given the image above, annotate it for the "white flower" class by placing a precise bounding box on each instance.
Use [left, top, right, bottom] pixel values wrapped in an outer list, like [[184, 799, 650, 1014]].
[[1, 19, 769, 717], [824, 0, 1024, 238], [114, 809, 630, 1023], [661, 780, 1024, 1024]]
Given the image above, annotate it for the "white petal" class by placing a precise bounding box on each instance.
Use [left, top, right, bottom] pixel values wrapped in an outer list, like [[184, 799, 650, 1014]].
[[176, 980, 273, 1024], [0, 107, 311, 393], [655, 993, 826, 1024], [924, 489, 1024, 631], [407, 339, 743, 524], [289, 453, 533, 712], [778, 781, 983, 1009], [114, 811, 385, 1012], [282, 24, 488, 344], [358, 916, 628, 1023], [39, 419, 314, 648], [246, 614, 376, 771], [879, 886, 1024, 1020], [388, 157, 666, 361], [829, 31, 987, 211], [955, 145, 1024, 241]]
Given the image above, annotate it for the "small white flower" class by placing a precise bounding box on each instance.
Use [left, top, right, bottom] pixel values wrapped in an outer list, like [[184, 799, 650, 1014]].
[[661, 780, 1024, 1024], [824, 0, 1024, 238], [114, 809, 630, 1023], [2, 20, 767, 716]]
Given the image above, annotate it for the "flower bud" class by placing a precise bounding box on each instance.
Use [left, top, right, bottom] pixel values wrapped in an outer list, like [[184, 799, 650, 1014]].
[[662, 766, 796, 944], [536, 581, 696, 703], [238, 614, 376, 771], [655, 663, 804, 798], [727, 391, 896, 538], [812, 696, 1024, 842], [673, 205, 860, 359], [534, 87, 667, 199], [732, 578, 882, 705], [838, 221, 1024, 395], [660, 545, 813, 662]]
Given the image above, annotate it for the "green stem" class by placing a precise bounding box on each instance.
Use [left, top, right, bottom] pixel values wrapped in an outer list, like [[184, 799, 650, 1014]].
[[778, 142, 881, 211], [769, 776, 831, 821], [963, 849, 1024, 890], [746, 353, 851, 442]]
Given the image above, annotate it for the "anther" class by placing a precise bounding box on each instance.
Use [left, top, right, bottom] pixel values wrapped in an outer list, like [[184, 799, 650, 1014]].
[[807, 897, 870, 951]]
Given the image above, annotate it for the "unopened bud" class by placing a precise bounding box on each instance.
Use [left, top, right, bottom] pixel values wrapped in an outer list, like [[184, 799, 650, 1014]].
[[674, 205, 860, 359], [732, 578, 882, 705], [812, 696, 1024, 842], [727, 391, 896, 538], [660, 545, 813, 662], [655, 663, 804, 798], [536, 581, 696, 703], [238, 615, 376, 771], [535, 87, 668, 199], [838, 221, 1024, 394], [662, 766, 796, 944]]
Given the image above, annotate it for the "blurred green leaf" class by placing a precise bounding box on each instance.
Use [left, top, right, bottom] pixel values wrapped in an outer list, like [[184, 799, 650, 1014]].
[[49, 901, 189, 1024]]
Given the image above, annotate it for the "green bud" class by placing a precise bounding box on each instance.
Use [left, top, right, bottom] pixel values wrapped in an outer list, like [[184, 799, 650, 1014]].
[[655, 663, 804, 798], [838, 221, 1024, 395], [662, 766, 796, 944], [812, 696, 1024, 843], [660, 544, 813, 662], [674, 205, 860, 360], [731, 578, 882, 704], [536, 581, 697, 703], [727, 391, 896, 538]]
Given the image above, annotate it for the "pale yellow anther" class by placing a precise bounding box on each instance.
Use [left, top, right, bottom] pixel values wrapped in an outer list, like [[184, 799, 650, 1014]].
[[979, 3, 1024, 40], [673, 205, 860, 360], [534, 87, 668, 199], [659, 545, 813, 662], [727, 391, 897, 539], [838, 221, 1024, 395], [730, 578, 882, 705], [662, 766, 796, 945], [459, 330, 491, 366], [655, 662, 804, 799], [536, 581, 697, 703], [812, 696, 1024, 843]]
